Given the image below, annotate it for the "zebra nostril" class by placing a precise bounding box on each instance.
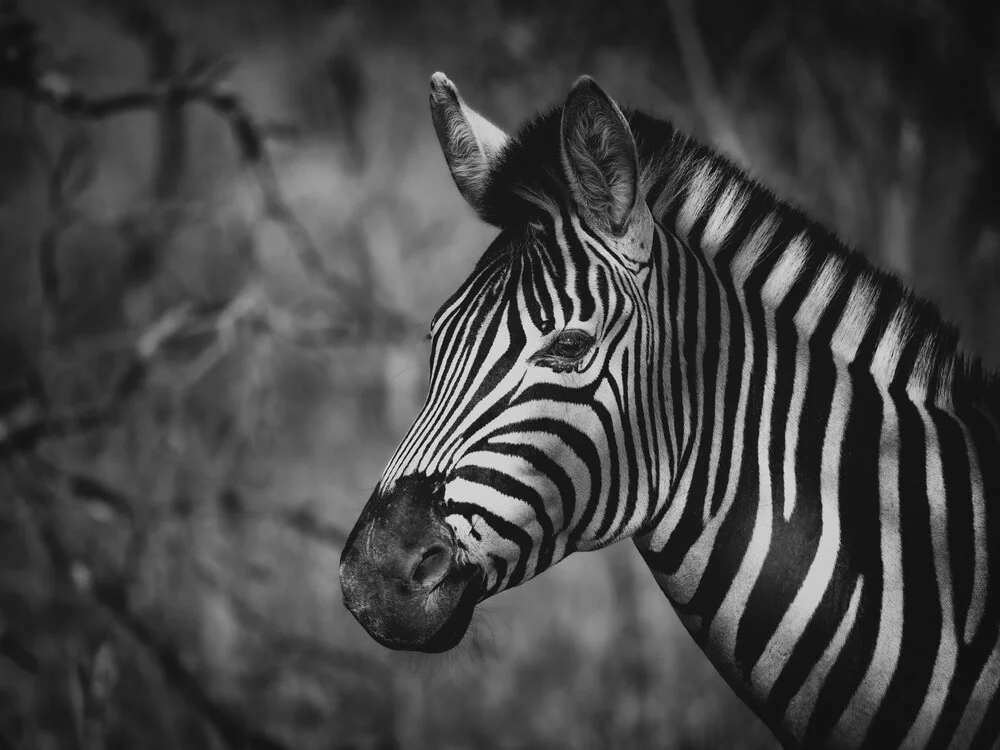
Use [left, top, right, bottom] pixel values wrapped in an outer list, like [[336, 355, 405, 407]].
[[411, 544, 452, 588]]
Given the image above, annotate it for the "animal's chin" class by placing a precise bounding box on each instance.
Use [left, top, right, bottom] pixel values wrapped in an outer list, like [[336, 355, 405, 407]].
[[343, 561, 485, 654], [406, 568, 484, 653]]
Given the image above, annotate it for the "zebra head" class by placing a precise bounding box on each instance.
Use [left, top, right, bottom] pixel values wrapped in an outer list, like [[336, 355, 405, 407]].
[[340, 73, 665, 652]]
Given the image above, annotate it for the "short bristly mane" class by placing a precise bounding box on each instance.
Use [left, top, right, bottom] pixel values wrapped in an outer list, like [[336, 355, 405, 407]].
[[478, 102, 999, 410]]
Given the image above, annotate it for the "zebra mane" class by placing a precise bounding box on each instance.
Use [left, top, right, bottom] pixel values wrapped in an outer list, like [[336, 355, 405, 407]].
[[475, 97, 1000, 406], [653, 134, 1000, 406], [479, 103, 677, 227]]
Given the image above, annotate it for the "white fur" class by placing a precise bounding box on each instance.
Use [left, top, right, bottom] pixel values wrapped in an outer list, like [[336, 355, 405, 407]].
[[429, 72, 510, 212]]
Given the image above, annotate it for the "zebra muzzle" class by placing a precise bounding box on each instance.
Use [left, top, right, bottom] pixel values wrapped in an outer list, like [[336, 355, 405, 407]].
[[339, 474, 483, 653]]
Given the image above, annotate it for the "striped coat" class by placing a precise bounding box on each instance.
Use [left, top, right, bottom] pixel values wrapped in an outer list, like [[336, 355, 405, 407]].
[[340, 73, 1000, 749]]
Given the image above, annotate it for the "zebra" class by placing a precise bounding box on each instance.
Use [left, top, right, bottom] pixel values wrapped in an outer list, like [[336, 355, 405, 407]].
[[338, 72, 1000, 749]]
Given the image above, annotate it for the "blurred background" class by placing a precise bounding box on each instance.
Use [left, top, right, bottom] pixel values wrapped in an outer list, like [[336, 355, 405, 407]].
[[1, 0, 999, 748]]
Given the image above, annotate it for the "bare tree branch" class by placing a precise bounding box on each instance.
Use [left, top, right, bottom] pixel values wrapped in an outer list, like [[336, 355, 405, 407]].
[[35, 125, 93, 311], [0, 303, 193, 458], [18, 457, 380, 742], [16, 64, 410, 327], [93, 586, 289, 750], [97, 0, 189, 286], [2, 0, 414, 334], [279, 505, 349, 549], [99, 0, 187, 202], [0, 6, 393, 747], [14, 458, 292, 750]]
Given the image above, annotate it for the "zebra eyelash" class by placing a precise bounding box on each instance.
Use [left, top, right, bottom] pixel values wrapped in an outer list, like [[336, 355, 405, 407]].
[[530, 328, 596, 369]]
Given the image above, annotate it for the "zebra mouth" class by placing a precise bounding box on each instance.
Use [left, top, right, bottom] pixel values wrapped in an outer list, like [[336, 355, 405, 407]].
[[339, 472, 488, 654], [411, 564, 485, 653], [341, 558, 485, 654]]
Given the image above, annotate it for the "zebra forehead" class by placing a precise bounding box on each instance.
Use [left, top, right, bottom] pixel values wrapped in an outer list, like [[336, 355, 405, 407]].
[[477, 100, 676, 227], [471, 224, 539, 274], [464, 221, 598, 293], [431, 227, 550, 327]]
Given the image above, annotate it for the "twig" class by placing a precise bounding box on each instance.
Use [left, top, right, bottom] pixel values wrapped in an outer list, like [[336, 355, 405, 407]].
[[16, 69, 407, 325], [36, 125, 93, 310], [93, 584, 289, 750], [101, 0, 187, 203], [3, 2, 416, 336], [18, 457, 375, 743], [664, 0, 749, 165], [0, 303, 193, 458], [35, 456, 136, 521], [98, 0, 188, 286], [15, 461, 291, 750], [279, 505, 349, 549]]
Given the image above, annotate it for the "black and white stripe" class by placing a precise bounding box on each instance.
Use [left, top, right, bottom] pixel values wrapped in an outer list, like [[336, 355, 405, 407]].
[[369, 74, 1000, 749]]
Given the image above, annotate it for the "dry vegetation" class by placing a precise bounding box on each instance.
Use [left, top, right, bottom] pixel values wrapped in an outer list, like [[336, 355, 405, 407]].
[[0, 1, 998, 748]]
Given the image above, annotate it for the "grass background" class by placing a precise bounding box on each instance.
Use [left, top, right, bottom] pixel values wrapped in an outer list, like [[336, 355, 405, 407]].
[[1, 1, 999, 748]]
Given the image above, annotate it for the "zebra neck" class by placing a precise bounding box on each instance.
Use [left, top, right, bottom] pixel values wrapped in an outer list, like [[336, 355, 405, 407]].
[[642, 131, 986, 401], [629, 135, 1000, 746], [635, 135, 1000, 591]]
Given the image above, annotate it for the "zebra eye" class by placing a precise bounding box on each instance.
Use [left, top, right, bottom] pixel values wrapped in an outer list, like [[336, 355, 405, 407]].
[[534, 329, 595, 365]]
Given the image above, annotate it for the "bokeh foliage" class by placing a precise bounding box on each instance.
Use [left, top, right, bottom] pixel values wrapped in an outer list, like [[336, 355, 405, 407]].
[[1, 1, 998, 748]]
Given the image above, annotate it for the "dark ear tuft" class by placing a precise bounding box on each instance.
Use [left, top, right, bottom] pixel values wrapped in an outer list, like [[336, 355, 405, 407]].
[[559, 76, 639, 235], [429, 72, 509, 221]]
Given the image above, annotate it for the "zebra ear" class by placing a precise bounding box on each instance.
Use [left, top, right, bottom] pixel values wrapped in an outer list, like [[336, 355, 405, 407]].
[[429, 72, 509, 219], [560, 76, 640, 237]]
